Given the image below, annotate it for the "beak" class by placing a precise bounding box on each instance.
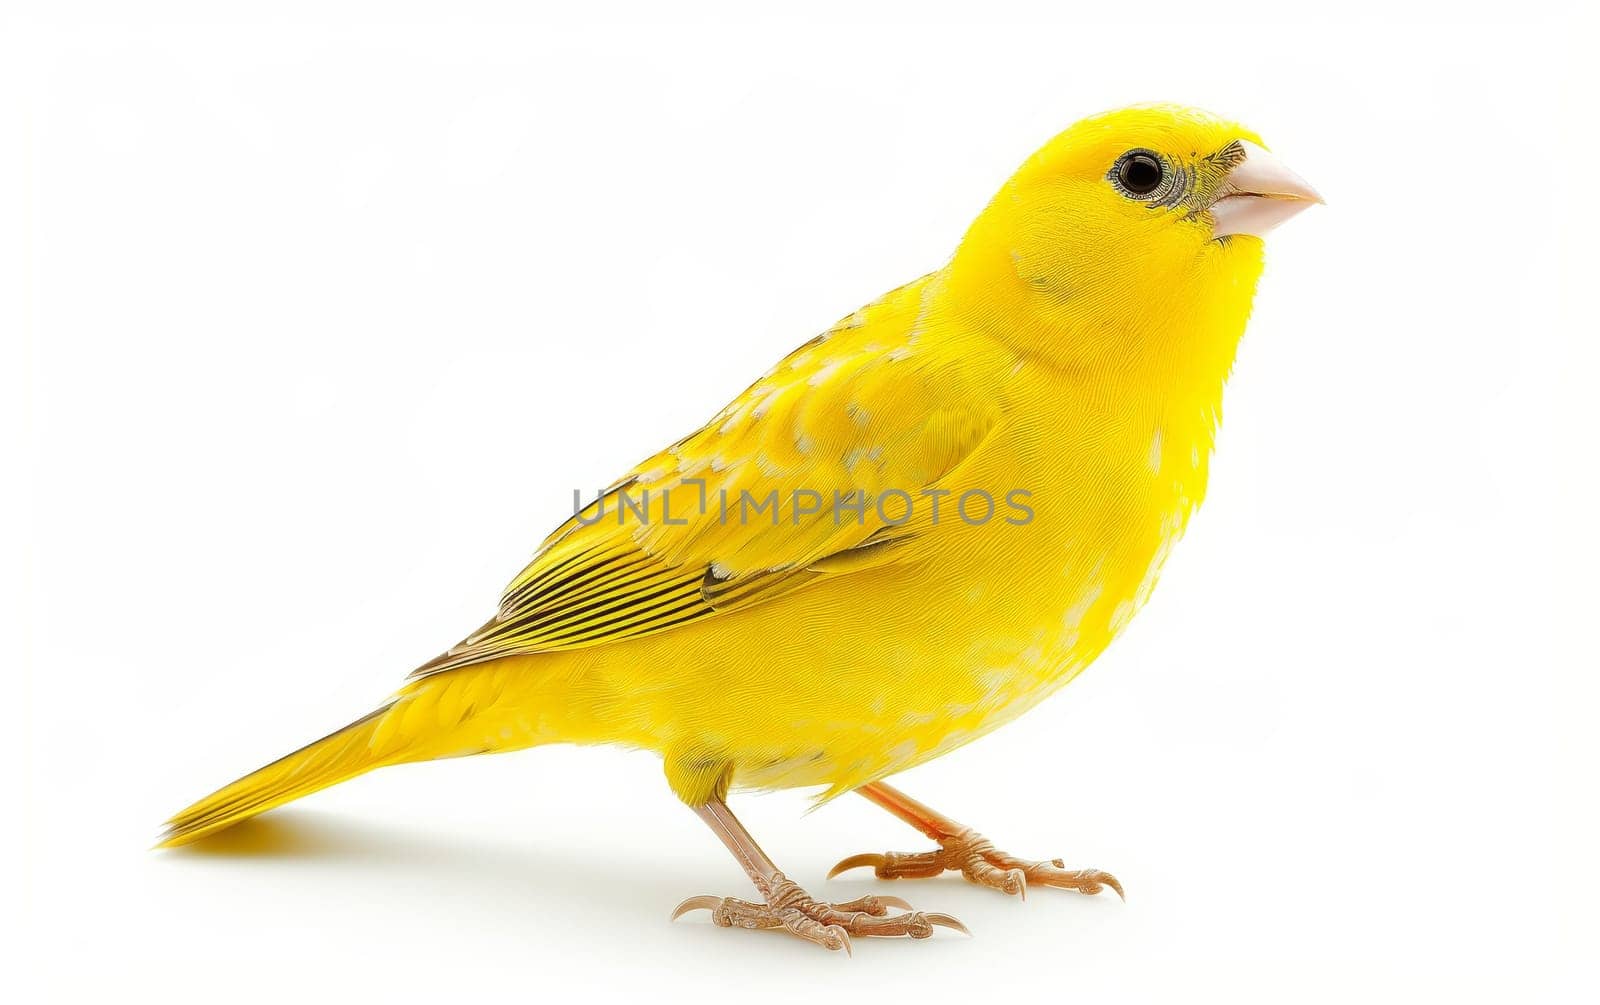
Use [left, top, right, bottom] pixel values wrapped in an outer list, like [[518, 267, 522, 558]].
[[1209, 139, 1323, 239]]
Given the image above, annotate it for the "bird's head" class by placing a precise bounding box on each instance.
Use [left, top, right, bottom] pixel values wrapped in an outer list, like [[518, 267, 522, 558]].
[[946, 104, 1321, 382]]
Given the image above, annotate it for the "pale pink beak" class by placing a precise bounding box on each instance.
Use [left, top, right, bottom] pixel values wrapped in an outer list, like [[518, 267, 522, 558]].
[[1210, 139, 1323, 239]]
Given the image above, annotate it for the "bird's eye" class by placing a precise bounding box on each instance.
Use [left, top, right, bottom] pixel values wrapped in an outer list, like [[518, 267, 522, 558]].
[[1114, 151, 1165, 197]]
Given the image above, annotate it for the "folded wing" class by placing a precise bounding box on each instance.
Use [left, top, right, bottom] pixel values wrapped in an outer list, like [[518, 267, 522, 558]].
[[410, 277, 998, 679]]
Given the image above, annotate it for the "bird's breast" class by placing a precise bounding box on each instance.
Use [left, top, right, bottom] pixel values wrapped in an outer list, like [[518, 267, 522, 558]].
[[892, 404, 1214, 753]]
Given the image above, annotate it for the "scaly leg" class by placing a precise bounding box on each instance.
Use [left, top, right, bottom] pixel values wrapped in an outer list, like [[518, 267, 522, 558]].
[[829, 781, 1124, 900], [671, 795, 967, 952]]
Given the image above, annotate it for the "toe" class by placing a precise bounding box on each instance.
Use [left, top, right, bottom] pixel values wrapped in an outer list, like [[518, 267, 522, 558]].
[[829, 893, 912, 916], [822, 907, 969, 940], [962, 858, 1028, 897], [1023, 864, 1125, 899]]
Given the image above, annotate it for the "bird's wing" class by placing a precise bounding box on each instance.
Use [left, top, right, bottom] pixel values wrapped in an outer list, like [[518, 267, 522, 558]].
[[409, 289, 999, 679]]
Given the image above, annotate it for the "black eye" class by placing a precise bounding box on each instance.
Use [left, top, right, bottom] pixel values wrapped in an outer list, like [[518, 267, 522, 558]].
[[1116, 151, 1164, 196]]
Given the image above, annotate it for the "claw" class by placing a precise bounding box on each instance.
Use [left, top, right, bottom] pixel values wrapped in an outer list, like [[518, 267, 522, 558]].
[[874, 894, 913, 912], [671, 895, 722, 921], [828, 926, 852, 956], [926, 912, 971, 936], [1101, 872, 1126, 901], [827, 852, 887, 879]]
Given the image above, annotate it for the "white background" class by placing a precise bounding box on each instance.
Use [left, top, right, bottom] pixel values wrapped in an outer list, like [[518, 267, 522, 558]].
[[8, 2, 1597, 1002]]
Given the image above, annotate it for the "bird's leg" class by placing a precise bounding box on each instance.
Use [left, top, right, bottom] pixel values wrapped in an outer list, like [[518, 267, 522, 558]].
[[829, 781, 1124, 900], [671, 795, 967, 952]]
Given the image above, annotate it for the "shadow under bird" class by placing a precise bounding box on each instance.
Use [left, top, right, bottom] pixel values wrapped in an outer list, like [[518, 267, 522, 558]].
[[161, 103, 1321, 952]]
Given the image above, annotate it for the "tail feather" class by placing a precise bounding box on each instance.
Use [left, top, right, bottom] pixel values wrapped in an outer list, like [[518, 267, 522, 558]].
[[158, 703, 400, 848]]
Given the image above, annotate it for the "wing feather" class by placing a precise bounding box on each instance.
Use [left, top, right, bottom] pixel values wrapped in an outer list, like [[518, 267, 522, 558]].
[[410, 275, 997, 680]]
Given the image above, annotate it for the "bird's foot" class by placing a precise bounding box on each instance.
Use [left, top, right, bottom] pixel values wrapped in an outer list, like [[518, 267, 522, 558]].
[[671, 871, 968, 953], [829, 826, 1124, 900]]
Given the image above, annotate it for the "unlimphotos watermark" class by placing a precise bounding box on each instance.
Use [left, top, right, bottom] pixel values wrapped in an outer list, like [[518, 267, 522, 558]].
[[570, 480, 1034, 527]]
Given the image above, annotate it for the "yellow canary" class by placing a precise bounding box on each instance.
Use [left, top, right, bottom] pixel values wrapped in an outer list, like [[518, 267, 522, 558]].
[[161, 103, 1320, 951]]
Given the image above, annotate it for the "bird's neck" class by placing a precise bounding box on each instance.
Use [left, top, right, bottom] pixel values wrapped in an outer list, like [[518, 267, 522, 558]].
[[938, 240, 1260, 431]]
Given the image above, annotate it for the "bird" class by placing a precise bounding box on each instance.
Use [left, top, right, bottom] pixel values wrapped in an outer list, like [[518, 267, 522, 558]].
[[160, 103, 1321, 952]]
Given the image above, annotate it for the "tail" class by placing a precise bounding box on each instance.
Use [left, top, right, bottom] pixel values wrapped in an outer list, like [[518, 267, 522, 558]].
[[158, 703, 403, 848]]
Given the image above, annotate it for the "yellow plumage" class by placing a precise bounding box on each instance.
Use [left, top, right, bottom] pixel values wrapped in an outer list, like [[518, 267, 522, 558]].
[[161, 103, 1316, 931]]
